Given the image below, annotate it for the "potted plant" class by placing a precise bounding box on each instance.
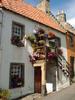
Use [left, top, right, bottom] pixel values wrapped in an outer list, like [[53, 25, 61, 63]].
[[38, 40, 45, 46], [48, 32, 55, 38], [0, 89, 10, 100], [48, 52, 57, 59], [57, 48, 63, 55], [38, 28, 45, 34], [27, 35, 36, 44]]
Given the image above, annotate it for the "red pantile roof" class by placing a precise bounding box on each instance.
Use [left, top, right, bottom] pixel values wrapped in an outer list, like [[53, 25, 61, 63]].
[[0, 0, 66, 33]]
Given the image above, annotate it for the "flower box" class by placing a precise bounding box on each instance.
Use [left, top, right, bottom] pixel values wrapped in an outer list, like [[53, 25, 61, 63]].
[[11, 36, 24, 47]]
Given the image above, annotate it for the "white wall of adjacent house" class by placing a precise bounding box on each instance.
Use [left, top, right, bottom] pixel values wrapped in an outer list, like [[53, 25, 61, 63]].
[[0, 9, 68, 99]]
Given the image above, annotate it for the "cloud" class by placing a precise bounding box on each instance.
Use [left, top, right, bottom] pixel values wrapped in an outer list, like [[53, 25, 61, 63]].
[[65, 0, 75, 28], [65, 0, 75, 19], [67, 18, 75, 28]]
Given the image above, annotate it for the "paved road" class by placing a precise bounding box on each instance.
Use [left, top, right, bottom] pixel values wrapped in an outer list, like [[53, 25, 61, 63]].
[[42, 83, 75, 100], [21, 83, 75, 100]]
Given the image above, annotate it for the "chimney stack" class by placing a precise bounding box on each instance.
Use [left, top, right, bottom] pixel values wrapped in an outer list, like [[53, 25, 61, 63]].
[[56, 10, 66, 22]]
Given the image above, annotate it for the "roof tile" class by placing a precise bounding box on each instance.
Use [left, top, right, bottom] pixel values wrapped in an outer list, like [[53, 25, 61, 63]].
[[1, 0, 66, 33]]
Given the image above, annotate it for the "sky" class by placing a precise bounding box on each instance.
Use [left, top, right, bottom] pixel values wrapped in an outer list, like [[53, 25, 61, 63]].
[[25, 0, 75, 27]]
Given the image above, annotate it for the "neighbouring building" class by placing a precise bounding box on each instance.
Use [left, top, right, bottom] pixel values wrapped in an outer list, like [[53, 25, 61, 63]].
[[0, 0, 73, 99], [56, 11, 75, 82]]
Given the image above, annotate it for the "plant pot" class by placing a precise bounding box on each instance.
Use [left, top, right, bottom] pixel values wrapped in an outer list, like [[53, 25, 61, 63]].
[[39, 40, 45, 45]]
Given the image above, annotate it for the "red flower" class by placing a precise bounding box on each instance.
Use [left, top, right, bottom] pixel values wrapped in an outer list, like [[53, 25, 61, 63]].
[[48, 52, 57, 59]]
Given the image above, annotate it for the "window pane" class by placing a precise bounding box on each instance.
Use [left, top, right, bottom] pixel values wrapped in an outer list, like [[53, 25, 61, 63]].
[[10, 63, 24, 89], [69, 34, 74, 47], [12, 22, 24, 38]]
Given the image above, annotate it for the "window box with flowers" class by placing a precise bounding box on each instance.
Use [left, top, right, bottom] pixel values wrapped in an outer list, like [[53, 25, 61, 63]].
[[0, 89, 10, 100], [11, 22, 25, 47], [11, 36, 24, 47]]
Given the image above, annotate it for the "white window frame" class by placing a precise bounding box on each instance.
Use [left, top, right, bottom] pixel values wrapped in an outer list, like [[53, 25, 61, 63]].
[[13, 24, 22, 38], [12, 22, 25, 40]]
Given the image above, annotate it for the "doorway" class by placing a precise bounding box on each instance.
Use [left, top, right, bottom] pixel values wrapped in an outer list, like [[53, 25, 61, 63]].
[[34, 67, 41, 93], [70, 56, 74, 78]]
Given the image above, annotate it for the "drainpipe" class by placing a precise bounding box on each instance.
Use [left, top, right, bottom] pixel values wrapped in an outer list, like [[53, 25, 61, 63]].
[[0, 7, 4, 87], [0, 7, 3, 47]]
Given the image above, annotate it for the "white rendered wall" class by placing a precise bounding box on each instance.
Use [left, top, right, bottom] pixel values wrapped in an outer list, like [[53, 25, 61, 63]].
[[0, 9, 68, 99]]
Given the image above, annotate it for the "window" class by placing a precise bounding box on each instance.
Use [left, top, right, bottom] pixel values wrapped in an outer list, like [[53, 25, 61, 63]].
[[55, 37, 61, 47], [12, 22, 24, 39], [11, 22, 25, 47], [69, 34, 74, 47], [9, 63, 24, 89], [70, 57, 74, 78]]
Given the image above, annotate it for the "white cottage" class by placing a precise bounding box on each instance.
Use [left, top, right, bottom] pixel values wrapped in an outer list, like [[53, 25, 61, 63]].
[[0, 0, 70, 99]]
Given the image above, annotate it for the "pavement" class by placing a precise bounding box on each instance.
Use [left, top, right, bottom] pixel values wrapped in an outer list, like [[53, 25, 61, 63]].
[[21, 93, 43, 100], [42, 83, 75, 100], [21, 83, 75, 100]]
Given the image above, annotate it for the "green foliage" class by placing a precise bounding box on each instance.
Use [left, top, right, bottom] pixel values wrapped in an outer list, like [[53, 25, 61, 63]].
[[39, 40, 45, 45], [0, 89, 10, 100], [49, 41, 55, 49], [27, 35, 36, 43]]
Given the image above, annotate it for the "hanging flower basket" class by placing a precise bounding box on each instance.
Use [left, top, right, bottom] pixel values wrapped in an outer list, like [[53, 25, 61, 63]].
[[38, 40, 45, 46], [48, 32, 55, 38], [29, 55, 36, 64], [57, 48, 63, 55], [38, 28, 45, 34], [44, 33, 48, 38], [27, 35, 36, 44], [39, 54, 45, 60], [48, 52, 57, 59]]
